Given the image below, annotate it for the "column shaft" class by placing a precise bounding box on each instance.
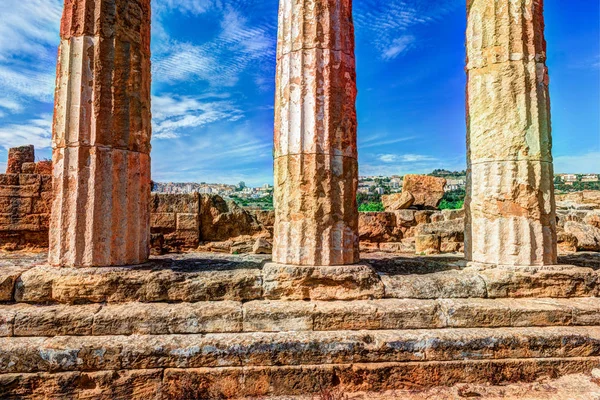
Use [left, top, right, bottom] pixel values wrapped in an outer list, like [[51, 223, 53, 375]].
[[49, 0, 152, 267], [273, 0, 359, 266], [466, 0, 557, 266]]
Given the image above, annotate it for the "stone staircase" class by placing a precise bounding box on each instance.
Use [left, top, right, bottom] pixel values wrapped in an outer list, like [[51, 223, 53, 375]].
[[0, 252, 599, 399]]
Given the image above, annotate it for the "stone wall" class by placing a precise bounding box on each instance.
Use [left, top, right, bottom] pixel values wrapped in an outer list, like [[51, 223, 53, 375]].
[[0, 147, 52, 251], [150, 193, 269, 254]]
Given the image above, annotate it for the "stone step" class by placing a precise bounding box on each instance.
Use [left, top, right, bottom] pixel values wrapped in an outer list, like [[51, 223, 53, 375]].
[[1, 357, 598, 399], [1, 297, 599, 337], [2, 254, 599, 303], [1, 326, 599, 374]]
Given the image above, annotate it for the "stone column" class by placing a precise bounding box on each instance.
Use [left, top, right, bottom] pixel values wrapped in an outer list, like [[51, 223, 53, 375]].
[[273, 0, 359, 266], [465, 0, 557, 266], [49, 0, 152, 267]]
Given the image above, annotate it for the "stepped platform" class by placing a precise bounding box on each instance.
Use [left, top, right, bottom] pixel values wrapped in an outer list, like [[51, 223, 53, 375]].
[[0, 251, 599, 399]]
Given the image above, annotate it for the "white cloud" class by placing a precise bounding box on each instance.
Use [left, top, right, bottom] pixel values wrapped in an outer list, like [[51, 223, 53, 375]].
[[554, 152, 600, 174], [0, 0, 60, 113], [354, 0, 460, 60], [0, 114, 52, 150], [382, 35, 416, 60], [152, 4, 275, 88], [377, 153, 437, 163], [152, 94, 243, 139], [359, 135, 417, 149]]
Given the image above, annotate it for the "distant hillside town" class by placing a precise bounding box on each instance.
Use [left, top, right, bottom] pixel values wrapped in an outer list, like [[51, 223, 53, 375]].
[[151, 170, 599, 212]]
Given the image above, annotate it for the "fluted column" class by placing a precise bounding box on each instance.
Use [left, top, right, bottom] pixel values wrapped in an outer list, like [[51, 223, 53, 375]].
[[465, 0, 557, 266], [273, 0, 359, 266], [49, 0, 152, 267]]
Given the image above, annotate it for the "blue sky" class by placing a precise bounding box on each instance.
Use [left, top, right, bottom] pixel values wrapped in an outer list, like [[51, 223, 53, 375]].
[[0, 0, 598, 186]]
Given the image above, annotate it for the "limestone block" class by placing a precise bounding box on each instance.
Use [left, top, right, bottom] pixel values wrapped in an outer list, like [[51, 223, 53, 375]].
[[381, 270, 487, 299], [479, 265, 598, 298], [507, 299, 572, 327], [243, 301, 314, 332], [0, 267, 29, 302], [440, 299, 511, 328], [177, 213, 199, 231], [20, 163, 36, 175], [93, 302, 242, 335], [359, 212, 402, 243], [13, 304, 100, 337], [402, 175, 447, 209], [6, 146, 34, 174], [382, 192, 414, 211], [151, 193, 199, 214], [262, 262, 384, 300], [415, 234, 441, 255], [15, 264, 263, 304], [564, 221, 600, 251], [0, 197, 33, 215], [150, 213, 176, 230]]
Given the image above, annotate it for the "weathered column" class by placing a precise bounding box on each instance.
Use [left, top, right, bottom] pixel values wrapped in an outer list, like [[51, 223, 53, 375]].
[[49, 0, 152, 267], [465, 0, 557, 266], [273, 0, 359, 266]]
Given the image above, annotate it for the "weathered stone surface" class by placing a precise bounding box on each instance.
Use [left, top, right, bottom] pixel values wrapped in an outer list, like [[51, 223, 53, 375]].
[[0, 267, 29, 302], [252, 237, 272, 255], [199, 194, 262, 241], [243, 301, 314, 332], [415, 234, 441, 255], [6, 146, 34, 174], [15, 262, 263, 304], [1, 327, 599, 374], [565, 221, 600, 251], [94, 301, 242, 335], [49, 0, 152, 267], [0, 369, 163, 400], [274, 154, 359, 266], [479, 265, 599, 299], [359, 212, 402, 243], [263, 262, 384, 300], [465, 0, 557, 266], [382, 269, 487, 299], [13, 304, 100, 337], [382, 192, 414, 211], [273, 0, 359, 267], [402, 175, 447, 209], [1, 360, 598, 399]]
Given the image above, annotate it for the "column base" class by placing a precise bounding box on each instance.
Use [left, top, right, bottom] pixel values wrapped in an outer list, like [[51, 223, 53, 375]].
[[262, 262, 384, 301]]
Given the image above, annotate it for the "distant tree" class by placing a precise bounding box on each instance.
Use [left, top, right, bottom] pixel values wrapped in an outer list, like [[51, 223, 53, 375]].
[[439, 188, 466, 210], [238, 181, 246, 189], [359, 202, 385, 212]]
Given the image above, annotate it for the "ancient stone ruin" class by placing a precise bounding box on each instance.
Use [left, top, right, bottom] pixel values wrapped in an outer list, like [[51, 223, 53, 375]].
[[0, 0, 599, 398]]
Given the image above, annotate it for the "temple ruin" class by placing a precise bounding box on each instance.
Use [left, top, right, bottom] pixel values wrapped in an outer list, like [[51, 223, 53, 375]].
[[0, 0, 598, 398]]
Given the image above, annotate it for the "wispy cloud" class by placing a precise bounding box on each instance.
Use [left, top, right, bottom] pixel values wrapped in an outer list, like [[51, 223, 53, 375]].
[[0, 0, 60, 114], [359, 134, 417, 149], [378, 153, 437, 163], [354, 0, 460, 60], [0, 114, 52, 150], [152, 94, 243, 139]]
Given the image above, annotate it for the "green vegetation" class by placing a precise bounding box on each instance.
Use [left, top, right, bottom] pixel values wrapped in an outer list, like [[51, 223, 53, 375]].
[[358, 202, 385, 212], [430, 169, 467, 179], [439, 188, 465, 210], [230, 195, 273, 210], [554, 175, 600, 193]]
